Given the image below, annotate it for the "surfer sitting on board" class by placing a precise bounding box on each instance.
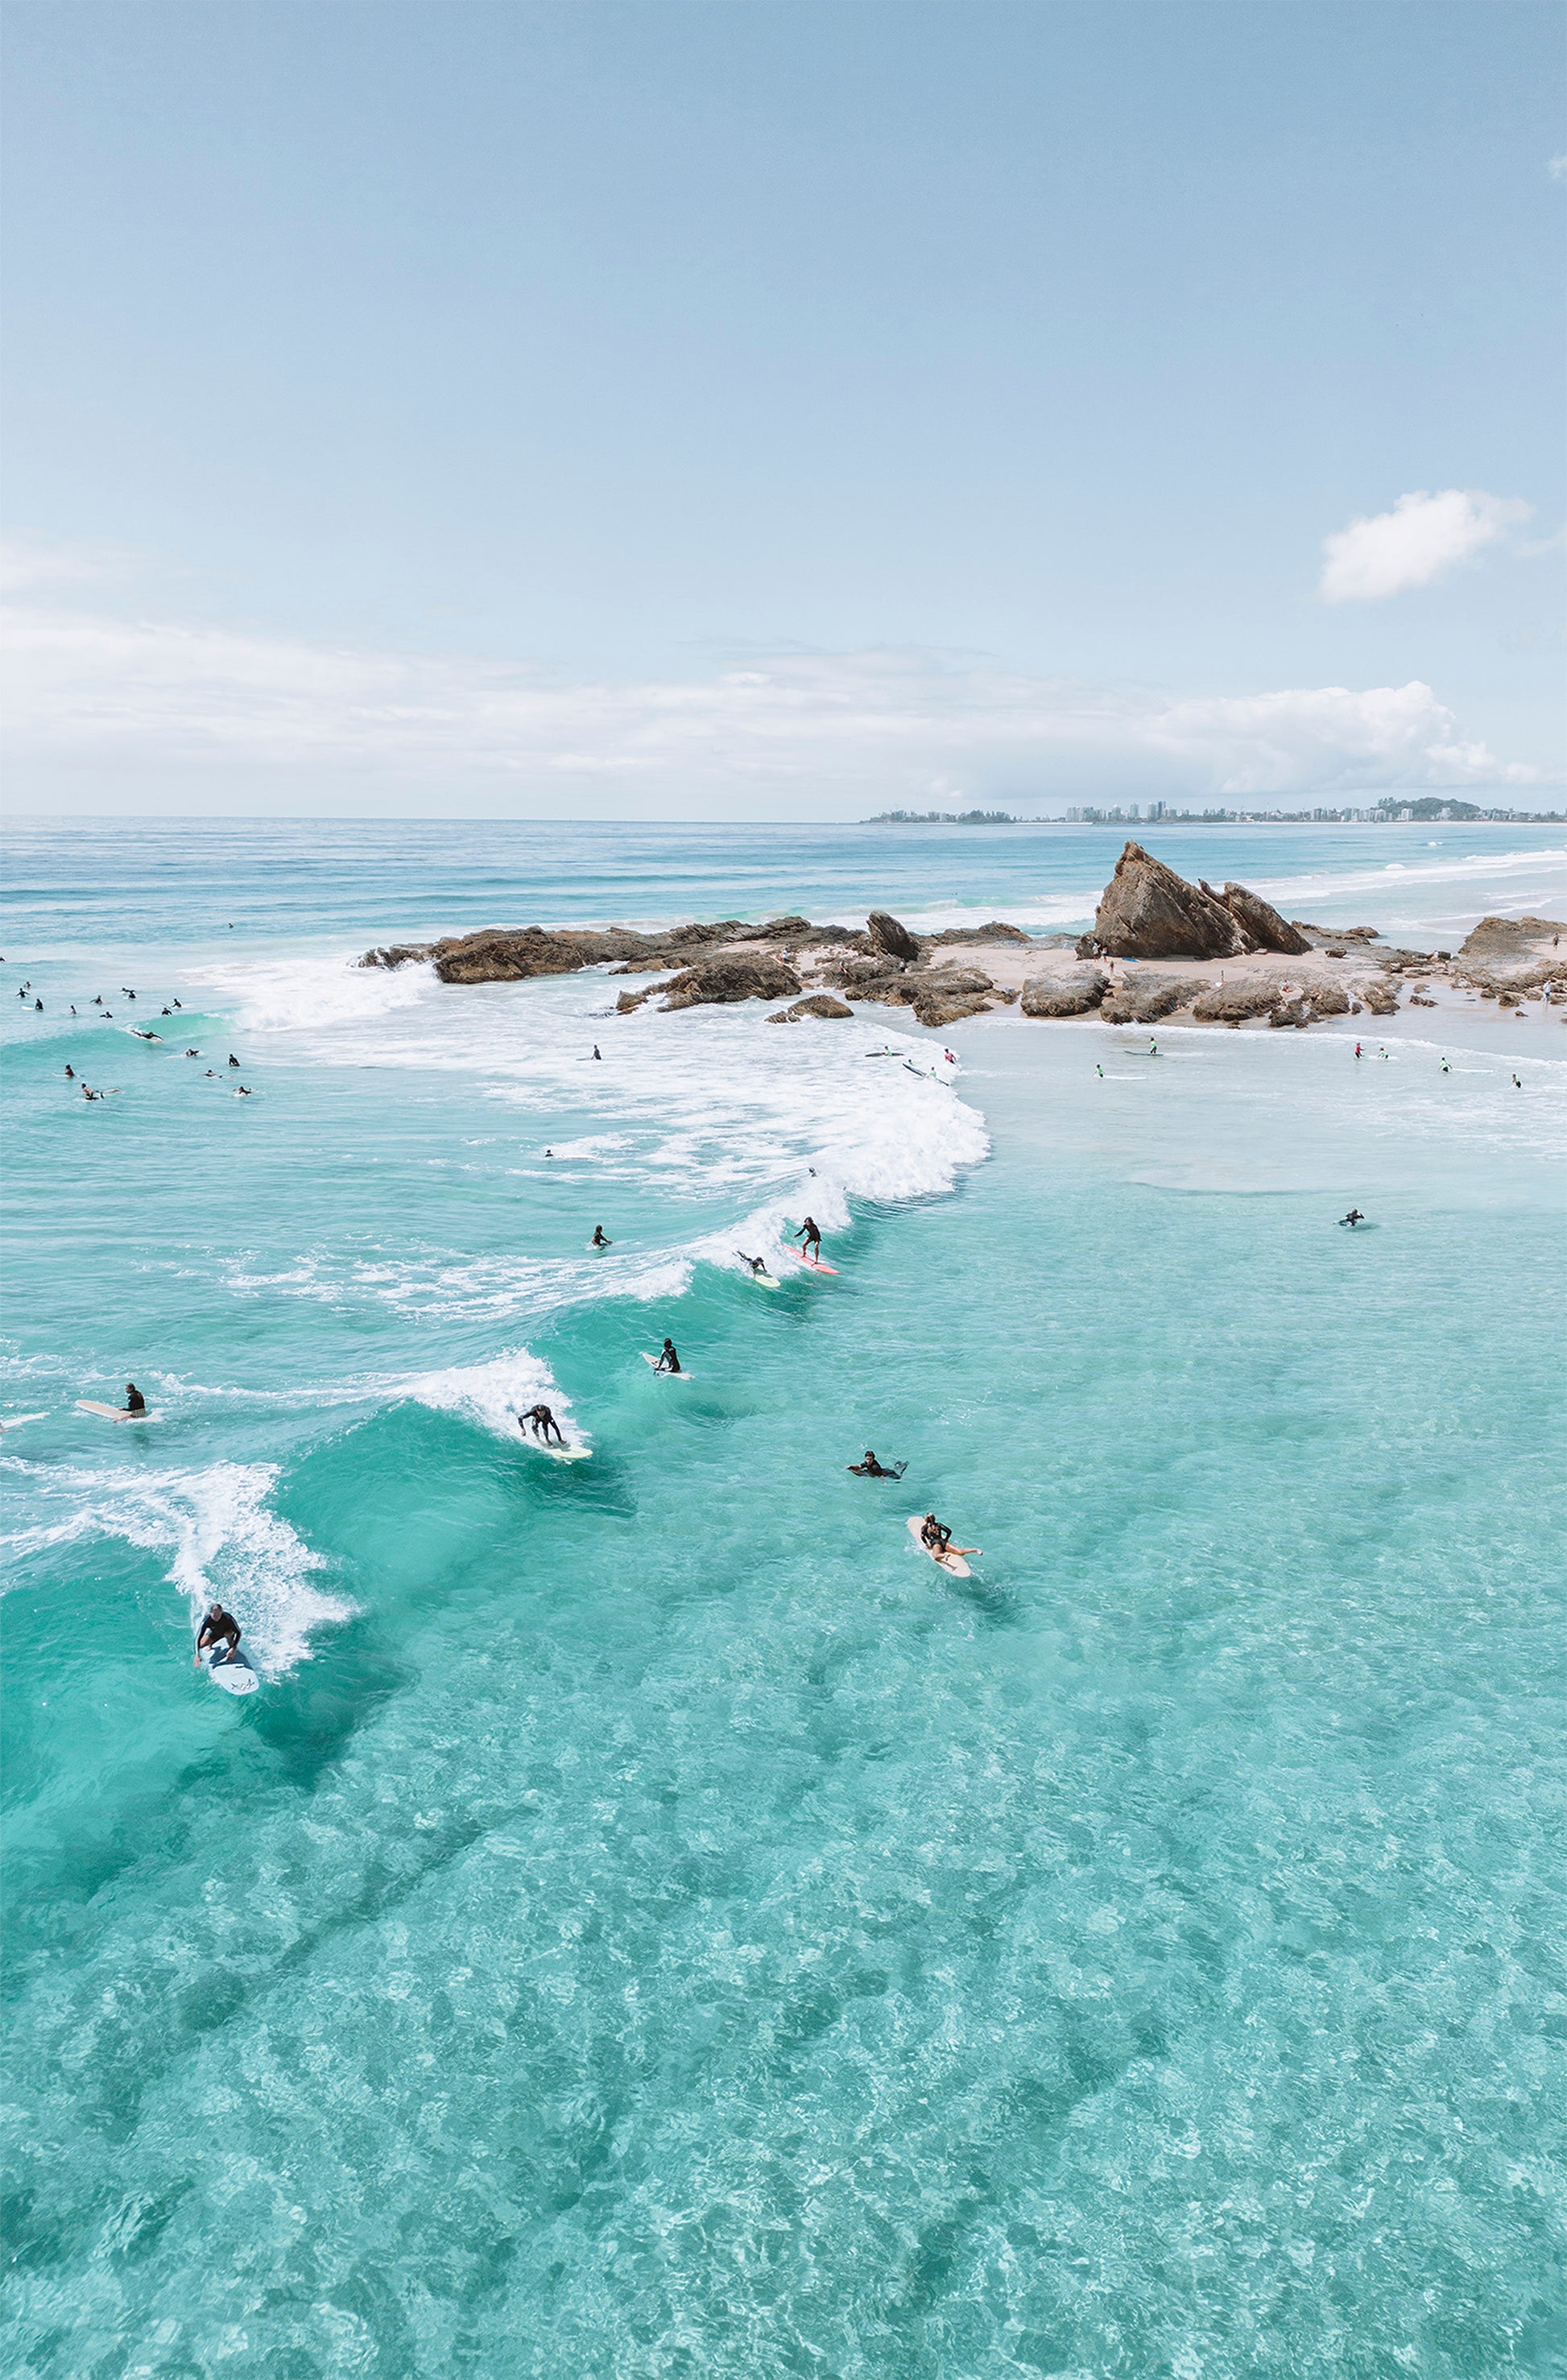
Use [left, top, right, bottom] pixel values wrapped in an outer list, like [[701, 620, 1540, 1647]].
[[1338, 1209, 1365, 1229], [194, 1602, 242, 1667], [794, 1217, 822, 1262], [654, 1337, 682, 1375], [848, 1450, 905, 1478], [590, 1225, 610, 1249], [122, 1384, 146, 1414], [920, 1513, 978, 1560], [519, 1403, 564, 1445]]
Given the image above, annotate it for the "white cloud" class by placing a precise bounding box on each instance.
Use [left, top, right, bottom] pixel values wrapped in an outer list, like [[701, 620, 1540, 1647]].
[[1548, 155, 1567, 180], [1319, 488, 1532, 603], [0, 541, 1540, 808]]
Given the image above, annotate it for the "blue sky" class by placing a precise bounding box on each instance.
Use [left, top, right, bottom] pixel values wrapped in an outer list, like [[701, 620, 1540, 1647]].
[[2, 1, 1562, 816]]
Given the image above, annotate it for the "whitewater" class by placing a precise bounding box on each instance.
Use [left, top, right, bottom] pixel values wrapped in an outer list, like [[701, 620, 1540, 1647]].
[[2, 816, 1563, 2379]]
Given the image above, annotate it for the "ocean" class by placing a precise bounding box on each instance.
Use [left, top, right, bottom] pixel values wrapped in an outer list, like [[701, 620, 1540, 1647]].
[[2, 817, 1564, 2378]]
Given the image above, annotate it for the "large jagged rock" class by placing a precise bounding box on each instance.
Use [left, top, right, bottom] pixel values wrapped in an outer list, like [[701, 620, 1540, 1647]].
[[924, 922, 1031, 946], [767, 994, 854, 1023], [1291, 922, 1379, 944], [1100, 973, 1207, 1024], [1213, 882, 1312, 956], [1191, 977, 1286, 1023], [913, 990, 993, 1027], [1021, 969, 1108, 1017], [1089, 844, 1244, 961], [1307, 983, 1350, 1018], [659, 957, 803, 1010], [1459, 914, 1566, 957], [867, 909, 921, 963], [1357, 979, 1399, 1016]]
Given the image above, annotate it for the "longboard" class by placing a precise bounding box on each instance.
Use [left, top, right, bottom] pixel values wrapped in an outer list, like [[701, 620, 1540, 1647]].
[[746, 1270, 781, 1289], [522, 1436, 591, 1461], [78, 1400, 162, 1423], [202, 1646, 259, 1696], [0, 1411, 48, 1432], [641, 1353, 692, 1378], [795, 1252, 838, 1275], [907, 1514, 972, 1578]]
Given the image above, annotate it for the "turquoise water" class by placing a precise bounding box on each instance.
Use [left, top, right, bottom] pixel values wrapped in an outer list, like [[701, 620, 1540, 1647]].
[[3, 820, 1565, 2378]]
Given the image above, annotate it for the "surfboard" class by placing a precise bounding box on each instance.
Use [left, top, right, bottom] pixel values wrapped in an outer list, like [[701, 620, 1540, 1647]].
[[588, 1238, 612, 1252], [906, 1514, 973, 1578], [0, 1411, 48, 1431], [640, 1353, 692, 1378], [795, 1252, 839, 1275], [202, 1646, 260, 1696], [523, 1436, 591, 1460], [77, 1400, 162, 1423], [750, 1272, 781, 1289]]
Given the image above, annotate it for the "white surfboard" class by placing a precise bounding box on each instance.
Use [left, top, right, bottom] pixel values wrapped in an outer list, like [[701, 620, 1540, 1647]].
[[746, 1270, 781, 1289], [0, 1411, 48, 1431], [907, 1514, 973, 1577], [641, 1353, 693, 1378], [202, 1647, 259, 1696], [588, 1238, 612, 1252], [78, 1399, 163, 1423], [522, 1436, 591, 1460]]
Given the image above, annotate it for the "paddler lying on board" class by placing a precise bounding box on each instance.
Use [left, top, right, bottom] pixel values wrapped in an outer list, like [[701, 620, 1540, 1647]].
[[920, 1513, 979, 1561], [848, 1450, 906, 1478], [793, 1217, 823, 1262], [194, 1601, 242, 1667], [519, 1403, 564, 1445], [736, 1252, 771, 1278]]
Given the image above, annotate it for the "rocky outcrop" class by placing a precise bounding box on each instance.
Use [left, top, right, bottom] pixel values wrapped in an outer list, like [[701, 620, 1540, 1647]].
[[867, 910, 921, 963], [660, 957, 802, 1010], [1191, 977, 1287, 1023], [913, 990, 993, 1027], [1210, 882, 1312, 956], [615, 985, 655, 1014], [1459, 914, 1565, 957], [1100, 973, 1207, 1024], [1306, 983, 1350, 1018], [1021, 969, 1108, 1017], [1357, 980, 1399, 1016], [1291, 922, 1379, 944], [767, 994, 854, 1023], [924, 922, 1032, 946], [1089, 844, 1244, 961]]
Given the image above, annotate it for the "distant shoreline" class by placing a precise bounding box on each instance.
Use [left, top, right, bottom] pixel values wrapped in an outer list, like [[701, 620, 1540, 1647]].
[[863, 810, 1567, 827]]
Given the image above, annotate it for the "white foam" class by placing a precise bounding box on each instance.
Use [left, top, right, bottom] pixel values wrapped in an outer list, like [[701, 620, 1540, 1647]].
[[395, 1347, 589, 1451], [0, 1461, 349, 1675]]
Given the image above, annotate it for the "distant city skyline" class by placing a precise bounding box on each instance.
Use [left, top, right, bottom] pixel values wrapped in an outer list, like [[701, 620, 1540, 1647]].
[[2, 2, 1562, 818]]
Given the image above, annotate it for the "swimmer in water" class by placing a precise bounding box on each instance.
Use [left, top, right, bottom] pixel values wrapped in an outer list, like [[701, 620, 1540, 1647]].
[[847, 1450, 905, 1478], [1096, 1064, 1104, 1077], [1513, 1075, 1523, 1089], [64, 1064, 74, 1080], [1338, 1208, 1365, 1228], [654, 1337, 681, 1375], [1441, 1057, 1450, 1074], [519, 1403, 564, 1445], [1354, 1043, 1362, 1059], [589, 1225, 610, 1249]]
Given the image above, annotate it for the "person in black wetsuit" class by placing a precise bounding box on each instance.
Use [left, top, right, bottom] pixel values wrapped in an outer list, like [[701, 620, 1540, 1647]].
[[590, 1225, 610, 1249], [519, 1403, 564, 1445], [794, 1217, 822, 1262], [64, 1065, 74, 1081], [848, 1450, 905, 1478], [735, 1252, 770, 1277], [123, 1383, 147, 1413], [228, 1053, 240, 1068], [194, 1602, 242, 1667], [655, 1337, 681, 1374], [1338, 1209, 1365, 1228]]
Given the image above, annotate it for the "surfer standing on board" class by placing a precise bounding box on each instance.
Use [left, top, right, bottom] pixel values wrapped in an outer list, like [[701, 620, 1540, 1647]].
[[194, 1602, 242, 1667], [519, 1403, 564, 1445], [794, 1217, 822, 1263]]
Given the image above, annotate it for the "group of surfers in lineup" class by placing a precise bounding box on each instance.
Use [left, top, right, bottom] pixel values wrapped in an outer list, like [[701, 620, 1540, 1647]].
[[519, 1213, 974, 1565], [12, 970, 257, 1099]]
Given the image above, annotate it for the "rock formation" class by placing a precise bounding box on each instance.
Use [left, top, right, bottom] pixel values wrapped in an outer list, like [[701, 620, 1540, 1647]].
[[659, 957, 803, 1010], [1020, 969, 1108, 1017], [1087, 844, 1244, 961], [767, 994, 854, 1023], [1100, 974, 1207, 1025], [867, 910, 921, 963], [1458, 914, 1565, 958], [1191, 977, 1288, 1023], [1209, 882, 1312, 956]]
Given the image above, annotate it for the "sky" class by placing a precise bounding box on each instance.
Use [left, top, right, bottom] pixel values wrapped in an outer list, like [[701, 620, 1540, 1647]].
[[2, 0, 1563, 819]]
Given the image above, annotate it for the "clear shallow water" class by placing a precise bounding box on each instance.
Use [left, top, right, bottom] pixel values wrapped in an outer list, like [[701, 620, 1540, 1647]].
[[2, 820, 1564, 2378]]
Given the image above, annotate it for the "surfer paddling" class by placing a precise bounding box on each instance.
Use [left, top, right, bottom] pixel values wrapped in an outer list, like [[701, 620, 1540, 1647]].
[[519, 1403, 564, 1445], [736, 1252, 771, 1278], [848, 1450, 905, 1478], [194, 1601, 242, 1667], [1338, 1209, 1366, 1229]]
